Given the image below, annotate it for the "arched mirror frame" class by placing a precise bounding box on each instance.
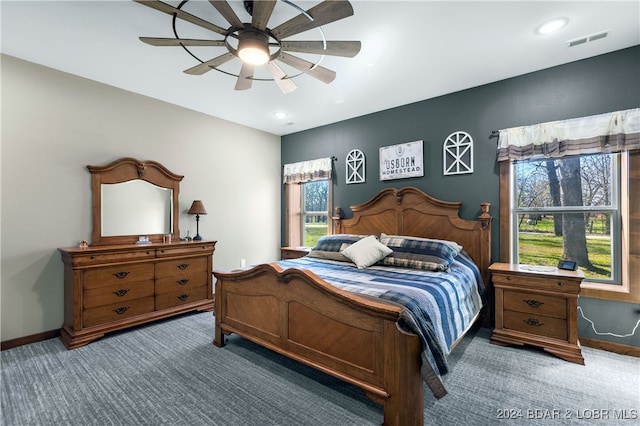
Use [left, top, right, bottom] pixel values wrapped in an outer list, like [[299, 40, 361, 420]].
[[88, 157, 183, 246]]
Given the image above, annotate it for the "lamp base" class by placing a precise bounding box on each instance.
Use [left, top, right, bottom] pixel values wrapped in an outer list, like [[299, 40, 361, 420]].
[[193, 234, 203, 241]]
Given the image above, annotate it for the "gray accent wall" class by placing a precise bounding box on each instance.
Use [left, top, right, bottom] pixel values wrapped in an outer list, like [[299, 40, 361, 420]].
[[281, 46, 640, 348]]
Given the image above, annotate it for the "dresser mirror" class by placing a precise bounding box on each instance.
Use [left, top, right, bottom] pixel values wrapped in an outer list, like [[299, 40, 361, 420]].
[[88, 157, 183, 246]]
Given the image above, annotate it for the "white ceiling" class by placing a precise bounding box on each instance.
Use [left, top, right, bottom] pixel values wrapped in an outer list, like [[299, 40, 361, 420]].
[[2, 1, 639, 136]]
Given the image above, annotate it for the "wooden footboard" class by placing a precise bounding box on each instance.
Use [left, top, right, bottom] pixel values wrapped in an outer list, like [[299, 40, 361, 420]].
[[214, 187, 492, 425], [214, 263, 424, 426]]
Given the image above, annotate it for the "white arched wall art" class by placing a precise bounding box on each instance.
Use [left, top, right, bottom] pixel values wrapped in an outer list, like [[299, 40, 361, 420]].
[[443, 131, 474, 175]]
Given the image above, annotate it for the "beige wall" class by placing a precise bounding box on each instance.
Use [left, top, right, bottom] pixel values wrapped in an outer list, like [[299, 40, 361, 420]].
[[0, 54, 282, 341]]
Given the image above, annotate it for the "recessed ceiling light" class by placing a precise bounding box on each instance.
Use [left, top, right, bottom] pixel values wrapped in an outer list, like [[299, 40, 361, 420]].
[[537, 18, 569, 35], [274, 112, 288, 119]]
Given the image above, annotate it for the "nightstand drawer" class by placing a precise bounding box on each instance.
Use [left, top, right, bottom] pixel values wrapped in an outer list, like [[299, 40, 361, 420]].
[[492, 273, 580, 294], [281, 247, 310, 260], [504, 290, 566, 319], [503, 310, 567, 341]]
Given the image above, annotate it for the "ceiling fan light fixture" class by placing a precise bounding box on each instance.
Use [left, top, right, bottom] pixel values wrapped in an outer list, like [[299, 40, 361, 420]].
[[238, 30, 270, 66]]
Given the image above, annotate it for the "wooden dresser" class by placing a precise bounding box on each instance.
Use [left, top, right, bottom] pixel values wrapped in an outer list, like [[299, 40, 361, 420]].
[[58, 240, 216, 349], [489, 262, 585, 364]]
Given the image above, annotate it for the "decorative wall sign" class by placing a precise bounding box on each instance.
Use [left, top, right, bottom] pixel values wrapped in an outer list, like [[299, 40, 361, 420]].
[[443, 131, 473, 175], [379, 140, 423, 181], [346, 149, 365, 184]]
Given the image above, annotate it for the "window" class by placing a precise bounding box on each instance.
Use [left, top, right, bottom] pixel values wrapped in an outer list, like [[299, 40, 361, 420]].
[[301, 180, 330, 247], [497, 108, 639, 303], [511, 153, 621, 284], [283, 157, 333, 248]]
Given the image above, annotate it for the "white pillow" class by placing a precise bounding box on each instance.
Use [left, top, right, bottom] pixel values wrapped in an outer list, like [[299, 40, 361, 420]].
[[341, 235, 393, 269]]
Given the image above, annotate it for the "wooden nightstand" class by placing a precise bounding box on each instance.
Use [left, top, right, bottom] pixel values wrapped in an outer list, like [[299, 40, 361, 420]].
[[489, 262, 585, 365], [280, 247, 311, 260]]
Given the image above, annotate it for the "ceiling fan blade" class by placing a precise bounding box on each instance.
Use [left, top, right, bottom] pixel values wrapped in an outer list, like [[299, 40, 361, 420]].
[[277, 52, 336, 84], [271, 0, 354, 40], [280, 40, 361, 58], [134, 0, 227, 36], [235, 63, 254, 91], [208, 0, 244, 29], [265, 61, 297, 94], [183, 52, 235, 75], [251, 0, 277, 31], [139, 37, 226, 47]]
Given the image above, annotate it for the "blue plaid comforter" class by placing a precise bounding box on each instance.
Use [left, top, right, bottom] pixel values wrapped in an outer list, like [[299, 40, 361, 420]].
[[277, 251, 484, 398]]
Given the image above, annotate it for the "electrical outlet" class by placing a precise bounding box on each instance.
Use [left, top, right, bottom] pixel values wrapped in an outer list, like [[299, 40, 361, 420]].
[[240, 259, 246, 268]]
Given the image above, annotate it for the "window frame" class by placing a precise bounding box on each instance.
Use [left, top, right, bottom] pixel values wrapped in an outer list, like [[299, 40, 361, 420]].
[[301, 179, 331, 247], [285, 180, 333, 248], [510, 153, 622, 284], [499, 150, 639, 303]]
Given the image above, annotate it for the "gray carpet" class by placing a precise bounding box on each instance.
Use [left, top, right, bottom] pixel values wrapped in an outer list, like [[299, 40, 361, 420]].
[[1, 312, 638, 425]]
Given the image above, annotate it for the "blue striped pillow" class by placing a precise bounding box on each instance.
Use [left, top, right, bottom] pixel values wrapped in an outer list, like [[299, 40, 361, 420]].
[[377, 234, 462, 271], [307, 234, 369, 262]]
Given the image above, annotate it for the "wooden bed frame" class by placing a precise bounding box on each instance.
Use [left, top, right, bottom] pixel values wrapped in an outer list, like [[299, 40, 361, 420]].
[[213, 187, 492, 425]]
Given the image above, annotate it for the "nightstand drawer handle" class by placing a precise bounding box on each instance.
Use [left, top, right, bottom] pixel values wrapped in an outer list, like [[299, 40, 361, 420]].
[[177, 294, 190, 301], [524, 299, 544, 308], [177, 279, 189, 285], [524, 318, 544, 327], [557, 281, 563, 286], [113, 272, 130, 279], [177, 264, 189, 270], [113, 306, 129, 315], [113, 289, 130, 297]]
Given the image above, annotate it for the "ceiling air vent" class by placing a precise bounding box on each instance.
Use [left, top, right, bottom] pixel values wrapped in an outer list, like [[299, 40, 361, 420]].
[[567, 30, 609, 47]]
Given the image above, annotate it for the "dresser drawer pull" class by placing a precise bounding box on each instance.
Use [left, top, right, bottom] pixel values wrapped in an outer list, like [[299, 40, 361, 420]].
[[506, 276, 512, 280], [557, 281, 563, 286], [177, 264, 189, 270], [523, 299, 544, 308], [177, 294, 190, 301], [113, 272, 130, 279], [113, 306, 130, 315], [524, 318, 544, 327], [113, 289, 130, 297], [177, 279, 189, 285]]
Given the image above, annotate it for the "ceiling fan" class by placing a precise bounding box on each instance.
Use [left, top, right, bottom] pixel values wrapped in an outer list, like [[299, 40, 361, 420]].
[[135, 0, 361, 93]]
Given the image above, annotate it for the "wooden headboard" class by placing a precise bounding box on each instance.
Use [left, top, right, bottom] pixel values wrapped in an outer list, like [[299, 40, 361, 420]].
[[332, 187, 492, 284]]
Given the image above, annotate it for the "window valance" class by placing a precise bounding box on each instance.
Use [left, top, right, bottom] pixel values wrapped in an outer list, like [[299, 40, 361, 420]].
[[497, 108, 639, 162], [283, 157, 332, 184]]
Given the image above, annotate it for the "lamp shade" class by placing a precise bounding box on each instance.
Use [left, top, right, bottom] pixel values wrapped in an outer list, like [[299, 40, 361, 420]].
[[188, 200, 207, 215]]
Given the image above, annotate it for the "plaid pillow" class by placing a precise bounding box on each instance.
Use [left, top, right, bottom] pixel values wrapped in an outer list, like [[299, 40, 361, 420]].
[[377, 234, 462, 272], [307, 234, 369, 262]]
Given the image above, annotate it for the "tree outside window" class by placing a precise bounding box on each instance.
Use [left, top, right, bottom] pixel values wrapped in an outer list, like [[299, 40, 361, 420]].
[[513, 153, 620, 283], [302, 180, 329, 247]]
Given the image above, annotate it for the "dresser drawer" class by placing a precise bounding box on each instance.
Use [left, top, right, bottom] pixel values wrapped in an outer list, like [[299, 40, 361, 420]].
[[492, 273, 580, 294], [155, 273, 207, 294], [70, 249, 155, 267], [155, 257, 207, 277], [83, 297, 155, 328], [503, 310, 567, 341], [155, 286, 208, 310], [84, 280, 154, 309], [503, 290, 566, 319], [156, 245, 213, 258], [83, 264, 154, 289]]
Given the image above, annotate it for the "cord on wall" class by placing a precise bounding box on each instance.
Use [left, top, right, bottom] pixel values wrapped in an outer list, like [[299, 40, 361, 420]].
[[578, 306, 640, 338]]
